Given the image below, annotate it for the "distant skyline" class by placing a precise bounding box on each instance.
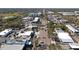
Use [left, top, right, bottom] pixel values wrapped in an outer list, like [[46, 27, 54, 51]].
[[0, 8, 79, 12]]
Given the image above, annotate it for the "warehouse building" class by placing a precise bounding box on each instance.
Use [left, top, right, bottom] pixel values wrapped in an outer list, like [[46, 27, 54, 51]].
[[18, 31, 35, 39], [57, 32, 74, 43], [55, 28, 74, 43], [0, 29, 13, 37], [32, 17, 40, 23], [69, 43, 79, 50], [0, 39, 26, 50], [66, 24, 79, 33], [29, 12, 42, 17], [47, 11, 54, 14], [0, 44, 24, 50], [58, 12, 74, 15]]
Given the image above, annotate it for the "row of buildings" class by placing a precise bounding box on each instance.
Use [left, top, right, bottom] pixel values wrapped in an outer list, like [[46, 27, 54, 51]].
[[55, 28, 79, 50], [58, 11, 79, 16], [47, 11, 79, 50], [0, 29, 34, 50], [47, 10, 79, 50], [0, 16, 40, 50]]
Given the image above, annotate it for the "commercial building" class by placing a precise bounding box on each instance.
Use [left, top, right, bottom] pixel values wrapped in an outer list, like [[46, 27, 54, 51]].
[[17, 31, 35, 39], [69, 43, 79, 50], [66, 24, 79, 33], [47, 11, 54, 14], [0, 29, 13, 37], [0, 44, 24, 50], [47, 14, 54, 21], [0, 39, 26, 50], [55, 28, 74, 43], [58, 12, 74, 15], [0, 35, 33, 50], [32, 17, 40, 23], [57, 32, 74, 43], [29, 12, 42, 17]]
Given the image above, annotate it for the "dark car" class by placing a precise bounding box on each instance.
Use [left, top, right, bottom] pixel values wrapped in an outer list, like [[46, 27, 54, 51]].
[[22, 40, 33, 50]]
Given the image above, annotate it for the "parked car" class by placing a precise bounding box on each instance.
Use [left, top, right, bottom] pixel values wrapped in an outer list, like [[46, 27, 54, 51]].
[[22, 40, 33, 50]]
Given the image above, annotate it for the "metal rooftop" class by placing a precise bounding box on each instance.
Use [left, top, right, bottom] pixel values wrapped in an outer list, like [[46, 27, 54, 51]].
[[57, 32, 74, 43], [0, 29, 12, 36], [66, 24, 79, 32]]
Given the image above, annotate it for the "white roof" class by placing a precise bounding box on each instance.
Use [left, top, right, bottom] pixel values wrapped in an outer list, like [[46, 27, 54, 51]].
[[69, 43, 79, 49], [66, 24, 79, 32], [58, 12, 74, 15], [47, 11, 54, 14], [18, 31, 33, 36], [0, 45, 24, 50], [38, 12, 42, 15], [0, 29, 12, 36], [58, 32, 74, 43], [33, 17, 39, 22]]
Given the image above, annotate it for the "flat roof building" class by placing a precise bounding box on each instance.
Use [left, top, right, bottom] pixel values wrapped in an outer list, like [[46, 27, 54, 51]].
[[32, 17, 40, 23], [47, 14, 54, 20], [58, 12, 74, 15], [57, 32, 74, 43], [18, 31, 34, 39], [66, 24, 79, 33], [47, 11, 54, 14], [0, 44, 24, 50], [29, 12, 42, 17], [0, 29, 12, 37], [0, 39, 26, 50], [55, 28, 74, 43], [69, 43, 79, 50]]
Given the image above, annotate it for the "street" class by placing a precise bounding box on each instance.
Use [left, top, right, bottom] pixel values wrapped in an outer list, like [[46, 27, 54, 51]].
[[37, 18, 51, 49]]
